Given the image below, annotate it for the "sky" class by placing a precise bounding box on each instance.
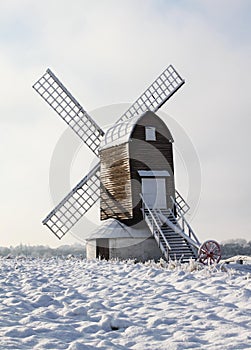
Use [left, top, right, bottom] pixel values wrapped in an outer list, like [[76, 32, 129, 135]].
[[0, 0, 251, 247]]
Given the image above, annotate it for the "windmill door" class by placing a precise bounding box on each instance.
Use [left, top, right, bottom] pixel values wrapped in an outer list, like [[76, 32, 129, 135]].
[[141, 178, 167, 209], [96, 239, 109, 260]]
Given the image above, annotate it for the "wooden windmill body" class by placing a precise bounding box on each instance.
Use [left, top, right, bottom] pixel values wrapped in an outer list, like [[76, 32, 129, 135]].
[[33, 66, 222, 264]]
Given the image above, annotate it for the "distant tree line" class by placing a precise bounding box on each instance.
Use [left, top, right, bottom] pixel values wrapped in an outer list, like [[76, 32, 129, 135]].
[[0, 240, 250, 260], [221, 239, 251, 259], [0, 243, 86, 258]]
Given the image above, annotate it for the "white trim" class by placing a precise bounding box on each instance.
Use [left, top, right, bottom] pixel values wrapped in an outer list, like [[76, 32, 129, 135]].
[[138, 170, 170, 177]]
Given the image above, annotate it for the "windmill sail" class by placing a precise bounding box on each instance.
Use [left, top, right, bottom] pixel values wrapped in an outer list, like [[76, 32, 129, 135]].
[[116, 65, 185, 123], [42, 163, 100, 239], [33, 69, 104, 156]]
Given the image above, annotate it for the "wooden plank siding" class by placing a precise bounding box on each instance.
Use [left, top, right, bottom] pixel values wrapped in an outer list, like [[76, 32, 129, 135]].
[[100, 143, 133, 220], [125, 115, 175, 226], [100, 112, 175, 225]]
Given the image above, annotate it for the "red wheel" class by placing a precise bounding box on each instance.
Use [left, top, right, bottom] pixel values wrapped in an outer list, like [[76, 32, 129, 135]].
[[198, 240, 221, 265]]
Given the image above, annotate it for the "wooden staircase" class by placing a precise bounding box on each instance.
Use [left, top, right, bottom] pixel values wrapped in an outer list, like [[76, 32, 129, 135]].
[[140, 192, 200, 263], [158, 212, 197, 262]]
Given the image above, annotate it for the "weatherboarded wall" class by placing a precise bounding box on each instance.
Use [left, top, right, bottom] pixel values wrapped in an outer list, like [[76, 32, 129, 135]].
[[100, 112, 175, 225], [100, 143, 133, 221], [126, 113, 175, 225]]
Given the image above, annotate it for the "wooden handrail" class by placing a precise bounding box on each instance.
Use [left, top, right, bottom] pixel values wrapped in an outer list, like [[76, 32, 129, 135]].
[[140, 194, 171, 252], [169, 198, 201, 247]]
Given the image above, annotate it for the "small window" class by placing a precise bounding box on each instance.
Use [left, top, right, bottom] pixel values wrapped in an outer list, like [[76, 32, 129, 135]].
[[145, 126, 156, 141]]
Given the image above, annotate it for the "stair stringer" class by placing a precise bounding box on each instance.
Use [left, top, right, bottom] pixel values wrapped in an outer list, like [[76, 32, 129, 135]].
[[140, 194, 200, 263]]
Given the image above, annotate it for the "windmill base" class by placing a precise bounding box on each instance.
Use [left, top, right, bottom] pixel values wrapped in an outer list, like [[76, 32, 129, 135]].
[[85, 219, 163, 262]]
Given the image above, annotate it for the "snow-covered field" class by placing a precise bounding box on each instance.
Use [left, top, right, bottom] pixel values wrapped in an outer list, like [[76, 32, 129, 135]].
[[0, 258, 250, 350]]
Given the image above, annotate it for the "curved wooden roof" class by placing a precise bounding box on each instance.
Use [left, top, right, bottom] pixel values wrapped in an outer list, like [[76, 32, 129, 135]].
[[99, 111, 173, 151]]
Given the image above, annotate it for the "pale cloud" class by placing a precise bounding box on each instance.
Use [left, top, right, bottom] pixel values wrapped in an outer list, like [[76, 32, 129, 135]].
[[0, 0, 250, 246]]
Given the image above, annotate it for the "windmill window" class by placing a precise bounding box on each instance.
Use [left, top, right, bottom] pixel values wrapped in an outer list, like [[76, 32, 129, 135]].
[[145, 127, 156, 141]]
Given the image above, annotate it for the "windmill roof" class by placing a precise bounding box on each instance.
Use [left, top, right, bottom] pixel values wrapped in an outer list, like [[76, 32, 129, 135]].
[[99, 111, 173, 151], [85, 219, 151, 240], [99, 114, 141, 151]]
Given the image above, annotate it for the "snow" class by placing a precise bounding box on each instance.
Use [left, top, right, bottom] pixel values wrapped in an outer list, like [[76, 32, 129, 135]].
[[86, 219, 151, 240], [0, 257, 250, 349]]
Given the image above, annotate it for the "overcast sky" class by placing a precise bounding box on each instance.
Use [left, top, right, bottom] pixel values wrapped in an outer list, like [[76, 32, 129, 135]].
[[0, 0, 250, 247]]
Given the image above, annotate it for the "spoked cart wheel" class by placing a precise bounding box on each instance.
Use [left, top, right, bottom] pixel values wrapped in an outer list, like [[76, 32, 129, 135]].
[[198, 240, 221, 265]]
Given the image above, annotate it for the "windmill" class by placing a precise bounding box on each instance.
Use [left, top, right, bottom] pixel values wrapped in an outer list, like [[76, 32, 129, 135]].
[[33, 65, 221, 264]]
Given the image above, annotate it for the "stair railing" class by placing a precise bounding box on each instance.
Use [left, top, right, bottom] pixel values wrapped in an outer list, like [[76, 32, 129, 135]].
[[170, 196, 201, 247], [157, 209, 200, 254], [140, 194, 171, 259]]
